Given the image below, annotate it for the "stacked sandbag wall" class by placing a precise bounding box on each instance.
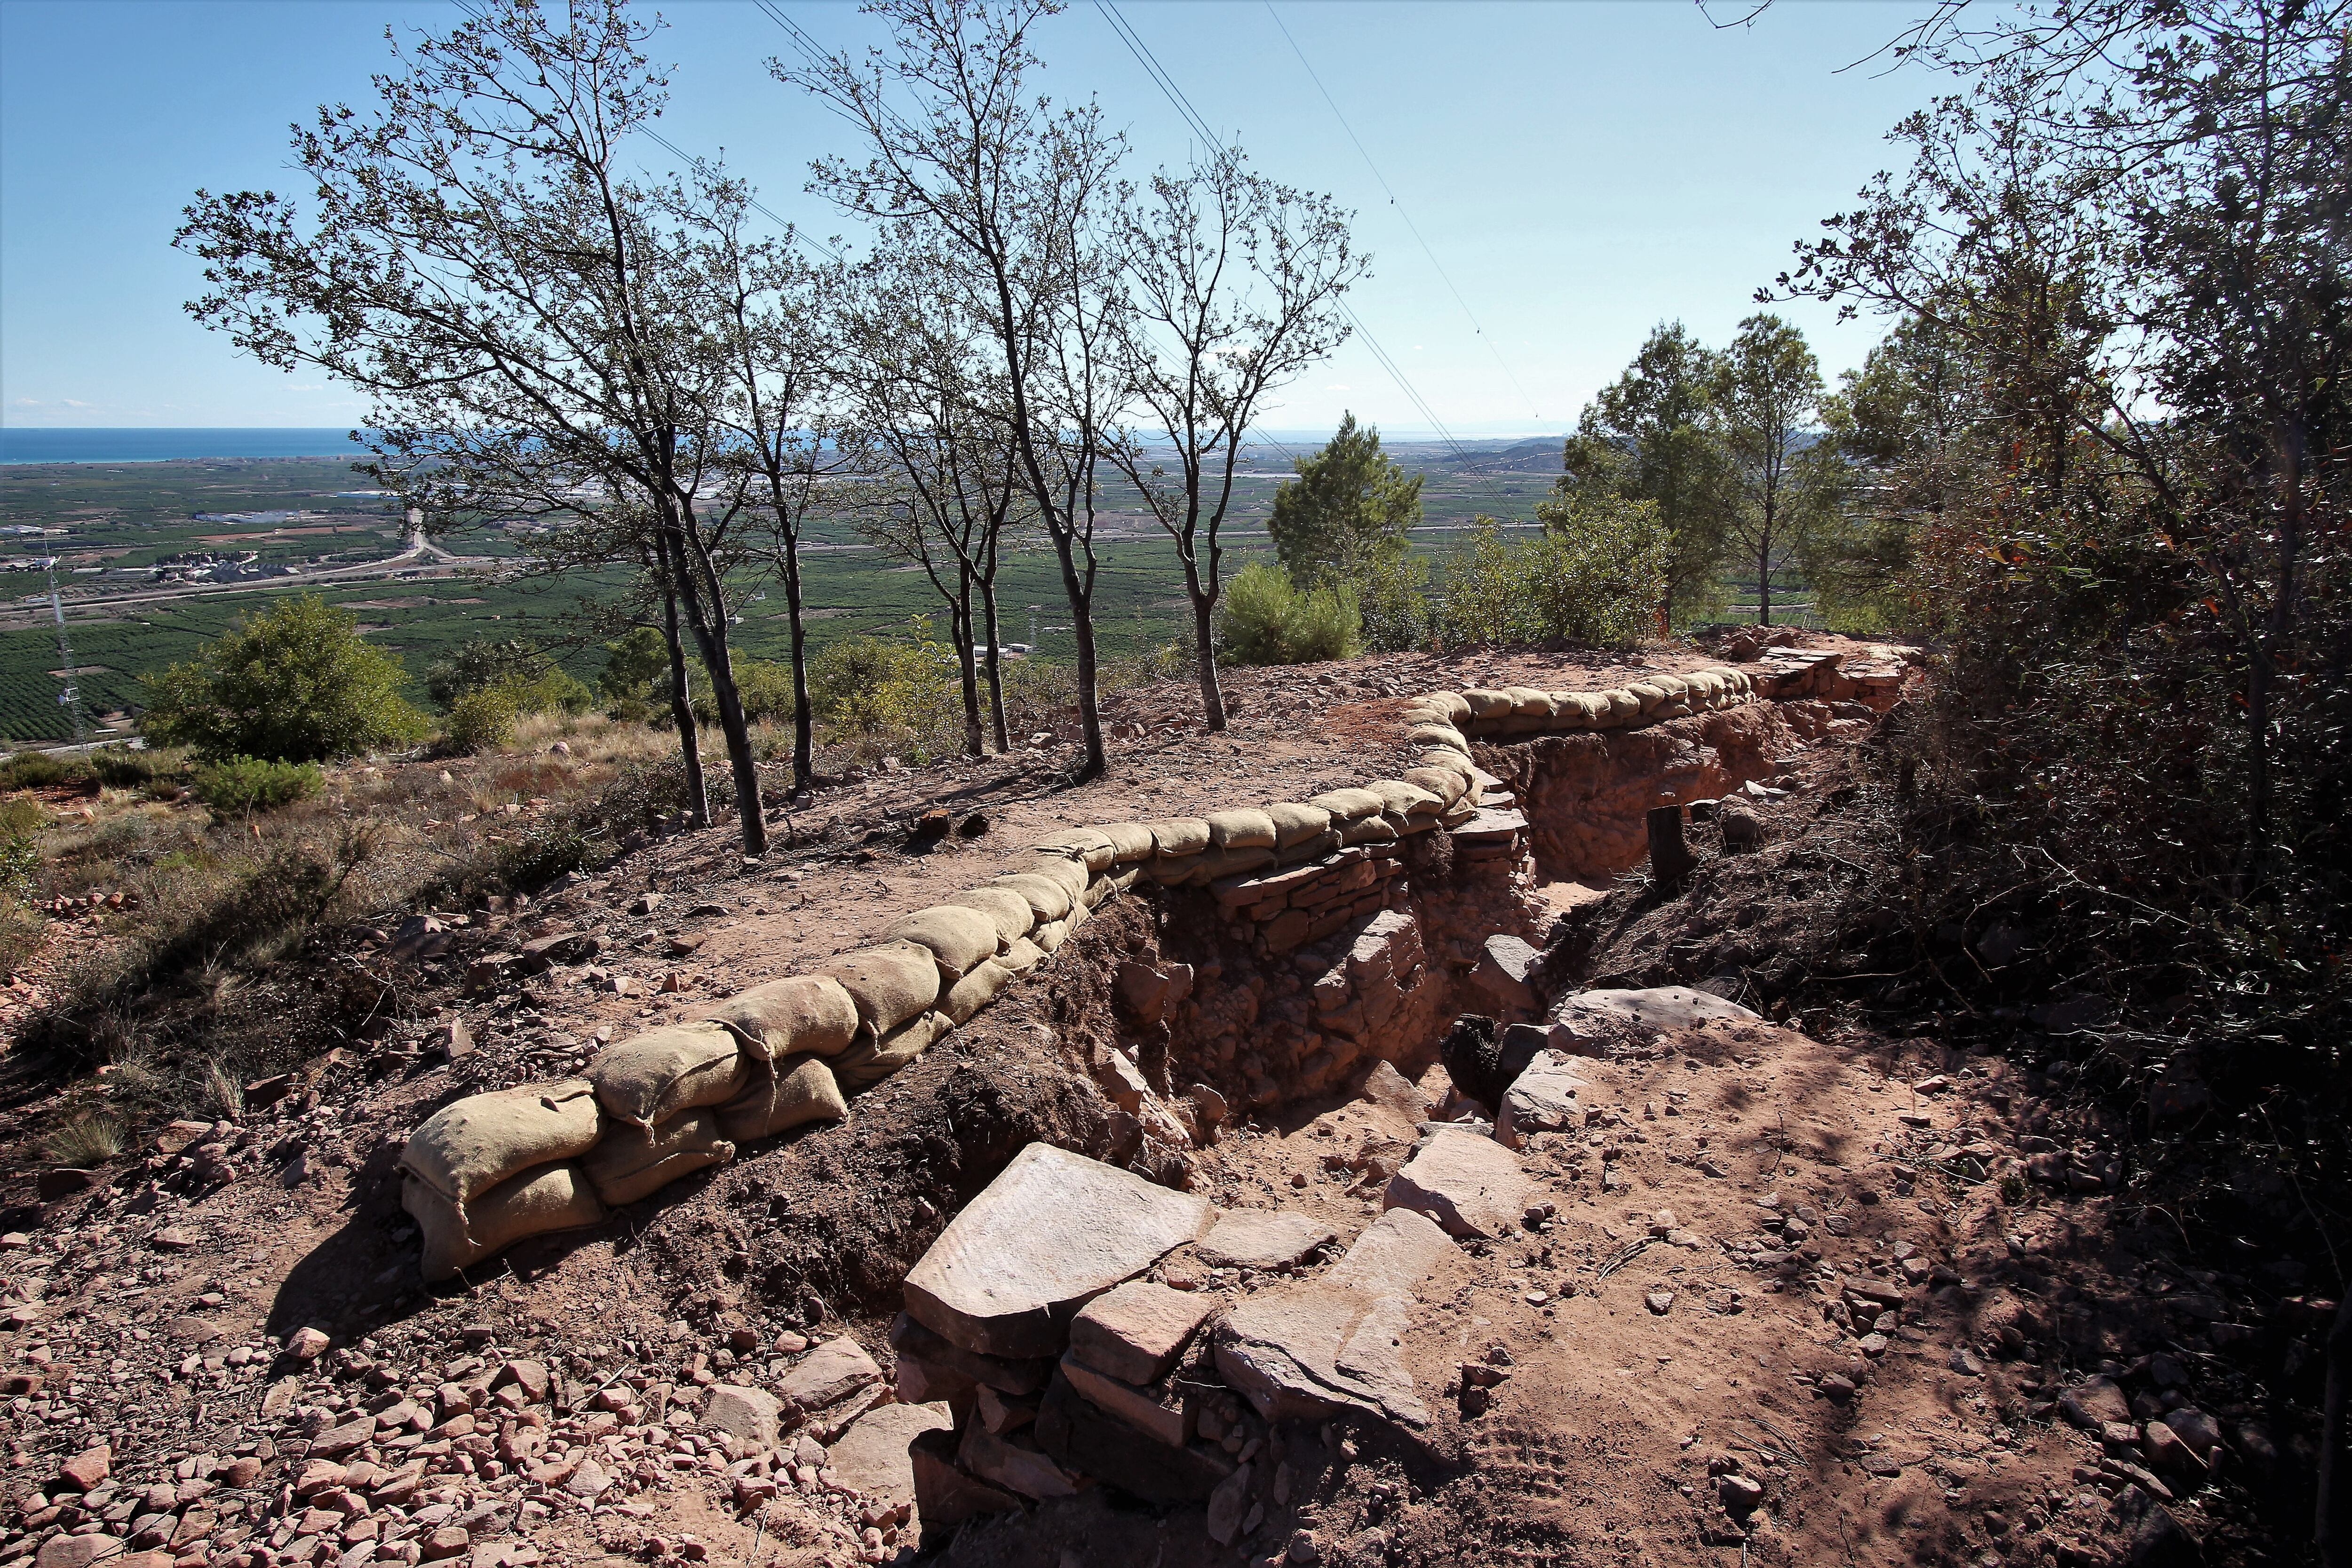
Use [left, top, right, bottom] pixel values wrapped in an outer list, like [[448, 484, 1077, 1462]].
[[395, 662, 1800, 1282]]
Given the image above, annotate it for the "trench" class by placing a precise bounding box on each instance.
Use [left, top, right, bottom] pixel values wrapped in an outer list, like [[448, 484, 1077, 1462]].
[[622, 694, 1864, 1331]]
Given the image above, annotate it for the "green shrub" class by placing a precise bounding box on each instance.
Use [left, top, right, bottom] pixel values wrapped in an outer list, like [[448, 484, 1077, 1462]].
[[599, 627, 670, 708], [0, 822, 40, 903], [1436, 503, 1670, 651], [807, 620, 963, 757], [193, 756, 325, 813], [0, 752, 86, 791], [1216, 561, 1363, 667], [141, 596, 429, 763], [1350, 551, 1432, 653], [93, 752, 161, 790], [445, 687, 518, 754], [692, 657, 796, 725]]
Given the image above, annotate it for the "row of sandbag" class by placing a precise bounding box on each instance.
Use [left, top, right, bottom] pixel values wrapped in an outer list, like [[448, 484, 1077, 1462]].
[[394, 844, 1131, 1281], [393, 740, 1502, 1283], [1407, 666, 1758, 743]]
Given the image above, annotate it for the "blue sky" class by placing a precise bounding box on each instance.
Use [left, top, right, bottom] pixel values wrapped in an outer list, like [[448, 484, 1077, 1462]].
[[0, 0, 1938, 435]]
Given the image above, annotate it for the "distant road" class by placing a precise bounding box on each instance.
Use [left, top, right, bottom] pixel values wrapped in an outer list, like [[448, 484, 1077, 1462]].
[[0, 533, 501, 628]]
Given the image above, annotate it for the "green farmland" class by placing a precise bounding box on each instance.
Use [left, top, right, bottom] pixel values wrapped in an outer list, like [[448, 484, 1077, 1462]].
[[0, 439, 1565, 745]]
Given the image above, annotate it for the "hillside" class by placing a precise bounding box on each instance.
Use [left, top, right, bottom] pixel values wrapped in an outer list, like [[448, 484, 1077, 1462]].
[[0, 635, 2320, 1568]]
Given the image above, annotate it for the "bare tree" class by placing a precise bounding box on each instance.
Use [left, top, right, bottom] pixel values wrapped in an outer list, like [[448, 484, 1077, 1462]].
[[1109, 146, 1362, 728], [843, 243, 1028, 755], [176, 0, 772, 852], [683, 175, 860, 797], [784, 0, 1130, 780]]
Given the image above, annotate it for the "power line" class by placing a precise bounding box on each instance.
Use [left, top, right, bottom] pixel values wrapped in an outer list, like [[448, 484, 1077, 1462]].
[[1090, 0, 1486, 478], [1262, 1, 1544, 424]]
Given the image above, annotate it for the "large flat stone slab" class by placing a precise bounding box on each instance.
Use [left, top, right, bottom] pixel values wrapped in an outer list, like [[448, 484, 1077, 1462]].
[[1551, 986, 1758, 1040], [825, 1401, 954, 1513], [1196, 1209, 1338, 1272], [1210, 1209, 1452, 1431], [1383, 1127, 1536, 1238], [903, 1143, 1212, 1360]]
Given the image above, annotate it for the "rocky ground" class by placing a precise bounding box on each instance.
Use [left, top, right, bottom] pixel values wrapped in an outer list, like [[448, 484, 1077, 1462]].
[[0, 634, 2315, 1568]]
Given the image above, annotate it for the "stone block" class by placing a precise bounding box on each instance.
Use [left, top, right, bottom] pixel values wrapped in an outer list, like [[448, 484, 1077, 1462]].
[[909, 1428, 1019, 1536], [1472, 935, 1541, 1011], [700, 1384, 782, 1450], [1384, 1128, 1536, 1238], [957, 1422, 1081, 1499], [1032, 1373, 1232, 1504], [825, 1401, 954, 1512], [780, 1337, 880, 1411], [889, 1311, 1055, 1396], [1058, 1350, 1187, 1447], [1197, 1210, 1338, 1272], [1496, 1051, 1590, 1147], [903, 1143, 1212, 1360], [1068, 1280, 1218, 1385]]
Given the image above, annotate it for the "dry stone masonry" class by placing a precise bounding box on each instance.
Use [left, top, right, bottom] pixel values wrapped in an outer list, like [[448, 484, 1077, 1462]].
[[395, 656, 1907, 1282]]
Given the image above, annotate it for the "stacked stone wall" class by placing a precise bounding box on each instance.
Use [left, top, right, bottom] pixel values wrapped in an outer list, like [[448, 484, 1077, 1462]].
[[395, 658, 1889, 1282]]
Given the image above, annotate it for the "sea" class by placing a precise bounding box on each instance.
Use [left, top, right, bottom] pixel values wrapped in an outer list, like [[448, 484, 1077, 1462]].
[[0, 428, 371, 464]]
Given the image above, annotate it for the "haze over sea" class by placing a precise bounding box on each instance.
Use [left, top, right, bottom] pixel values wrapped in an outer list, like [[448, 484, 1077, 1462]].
[[0, 428, 373, 464]]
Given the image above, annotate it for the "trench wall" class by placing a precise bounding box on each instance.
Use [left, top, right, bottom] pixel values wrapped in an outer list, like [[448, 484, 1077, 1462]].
[[396, 643, 1910, 1282]]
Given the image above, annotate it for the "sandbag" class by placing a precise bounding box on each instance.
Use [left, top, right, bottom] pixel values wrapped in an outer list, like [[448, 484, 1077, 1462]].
[[1186, 844, 1275, 884], [1009, 852, 1090, 901], [1367, 779, 1443, 819], [1031, 829, 1117, 876], [1096, 821, 1158, 863], [1144, 853, 1201, 886], [822, 941, 945, 1036], [1145, 818, 1212, 857], [998, 935, 1046, 975], [883, 905, 1002, 980], [1602, 689, 1641, 724], [1462, 688, 1512, 720], [715, 1055, 847, 1144], [1339, 813, 1398, 846], [1308, 788, 1385, 823], [406, 1162, 603, 1283], [990, 872, 1074, 924], [1083, 864, 1141, 910], [1428, 691, 1472, 724], [401, 1079, 602, 1210], [943, 957, 1015, 1023], [1403, 767, 1467, 807], [1415, 748, 1476, 783], [1627, 682, 1669, 713], [833, 1011, 948, 1090], [1031, 916, 1071, 953], [588, 1022, 748, 1131], [1407, 724, 1470, 755], [1205, 810, 1277, 851], [585, 1108, 735, 1207], [1277, 828, 1342, 865], [943, 886, 1038, 946], [703, 975, 861, 1061], [1263, 802, 1333, 849]]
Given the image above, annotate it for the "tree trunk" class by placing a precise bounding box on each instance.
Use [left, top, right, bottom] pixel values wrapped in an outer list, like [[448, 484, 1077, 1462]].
[[1049, 529, 1106, 780], [1192, 589, 1224, 731], [1757, 534, 1774, 628], [659, 581, 709, 828], [782, 517, 813, 796], [954, 572, 984, 759], [662, 509, 768, 858], [978, 580, 1009, 753]]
